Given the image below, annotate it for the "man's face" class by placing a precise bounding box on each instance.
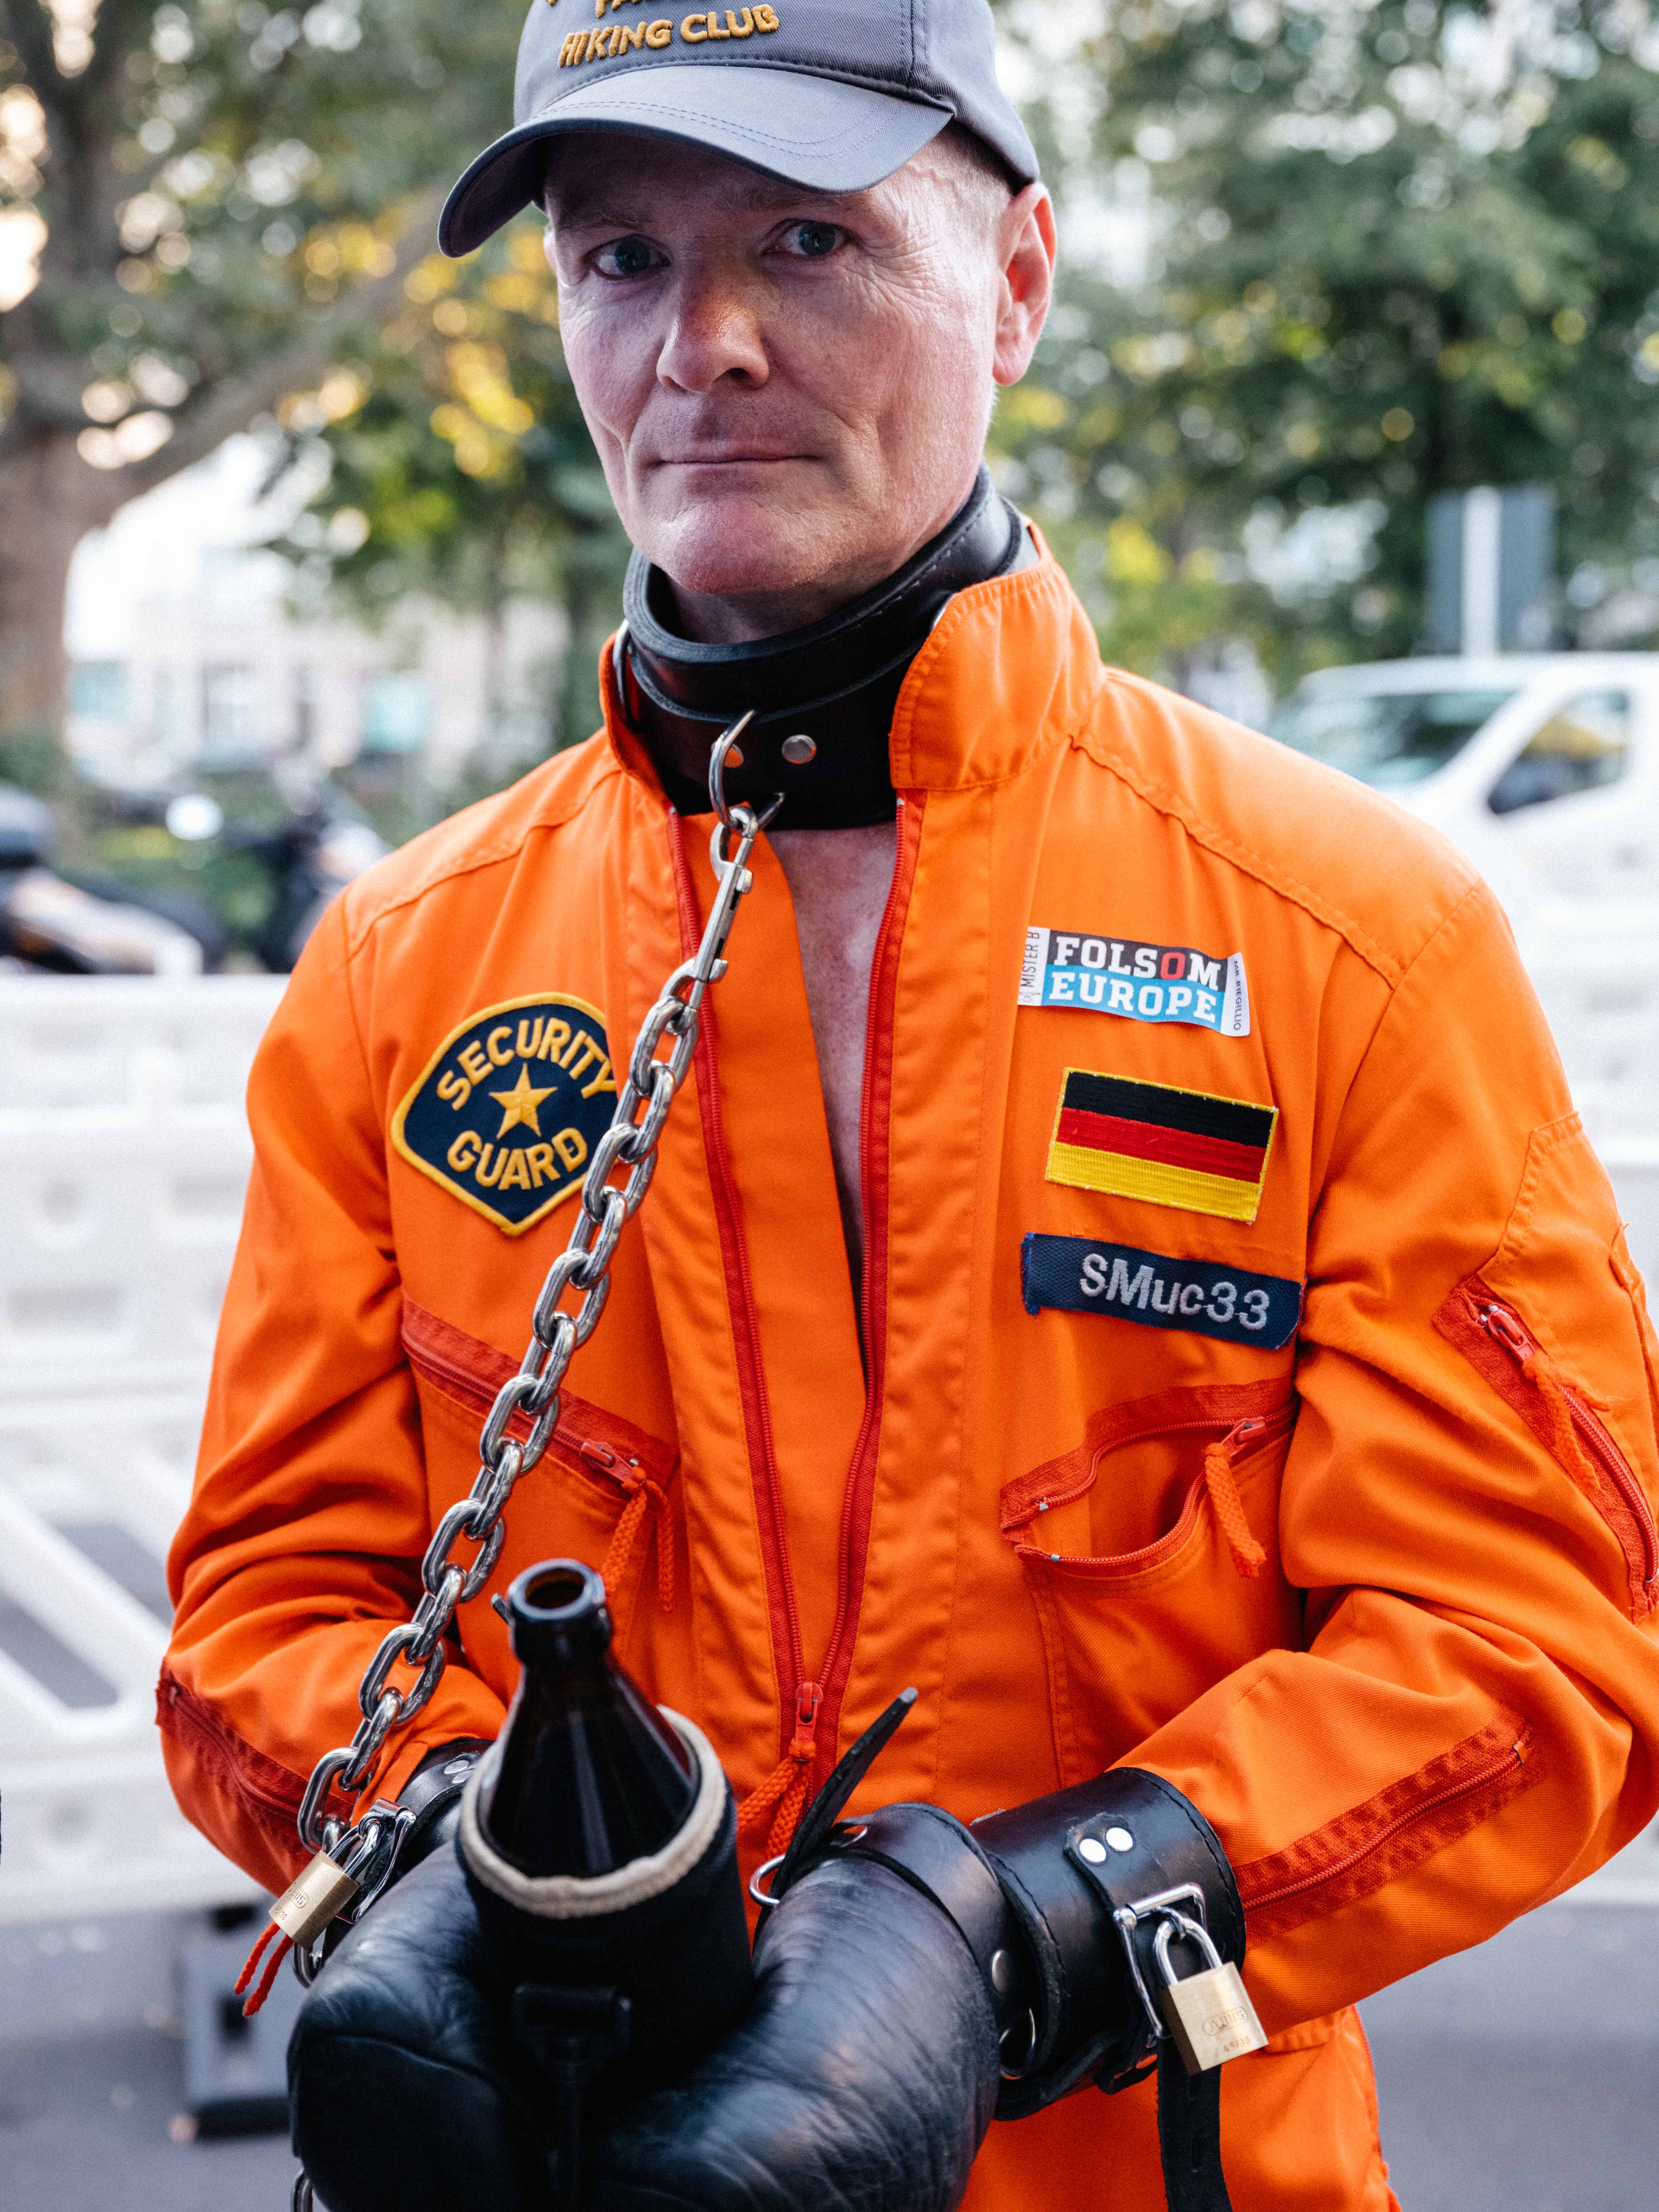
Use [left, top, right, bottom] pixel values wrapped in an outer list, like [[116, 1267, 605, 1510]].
[[544, 133, 1053, 639]]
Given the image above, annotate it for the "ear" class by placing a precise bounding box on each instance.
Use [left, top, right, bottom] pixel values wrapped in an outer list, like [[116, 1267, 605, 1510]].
[[991, 184, 1057, 388]]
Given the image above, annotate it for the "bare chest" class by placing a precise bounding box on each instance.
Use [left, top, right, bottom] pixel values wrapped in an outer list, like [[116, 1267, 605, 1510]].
[[768, 821, 899, 1280]]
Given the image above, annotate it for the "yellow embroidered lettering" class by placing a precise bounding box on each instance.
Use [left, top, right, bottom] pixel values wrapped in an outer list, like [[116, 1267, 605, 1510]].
[[517, 1017, 545, 1058], [496, 1148, 532, 1191], [616, 20, 645, 49], [563, 1032, 604, 1081], [580, 1054, 616, 1098], [475, 1141, 506, 1189], [436, 1069, 471, 1111], [539, 1019, 571, 1062], [447, 1130, 482, 1173], [553, 1127, 589, 1171], [725, 7, 752, 30], [525, 1142, 557, 1188], [681, 10, 707, 35], [645, 15, 671, 40], [486, 1026, 514, 1068], [559, 30, 584, 59], [753, 3, 778, 25], [705, 8, 730, 31], [459, 1042, 490, 1084]]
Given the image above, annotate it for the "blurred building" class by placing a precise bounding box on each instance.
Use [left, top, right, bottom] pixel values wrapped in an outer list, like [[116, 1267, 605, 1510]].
[[63, 436, 566, 792]]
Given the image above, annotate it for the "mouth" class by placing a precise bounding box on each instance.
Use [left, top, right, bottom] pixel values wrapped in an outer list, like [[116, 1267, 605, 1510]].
[[652, 451, 813, 469]]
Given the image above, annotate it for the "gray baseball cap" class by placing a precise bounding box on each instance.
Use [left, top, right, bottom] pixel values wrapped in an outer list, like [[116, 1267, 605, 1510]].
[[438, 0, 1039, 257]]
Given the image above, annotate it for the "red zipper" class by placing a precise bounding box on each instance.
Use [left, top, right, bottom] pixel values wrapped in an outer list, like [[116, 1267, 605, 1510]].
[[669, 797, 924, 1792], [666, 820, 805, 1753], [1244, 1734, 1527, 1914], [1012, 1401, 1295, 1574], [1477, 1296, 1659, 1588], [399, 1301, 669, 1496], [806, 793, 925, 1793]]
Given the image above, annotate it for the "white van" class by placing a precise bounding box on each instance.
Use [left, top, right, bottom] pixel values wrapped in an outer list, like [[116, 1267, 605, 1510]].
[[1266, 654, 1659, 924]]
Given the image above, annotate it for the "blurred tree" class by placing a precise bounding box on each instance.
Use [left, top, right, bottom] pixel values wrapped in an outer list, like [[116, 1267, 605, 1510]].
[[0, 0, 524, 755], [994, 0, 1659, 690], [266, 228, 630, 758]]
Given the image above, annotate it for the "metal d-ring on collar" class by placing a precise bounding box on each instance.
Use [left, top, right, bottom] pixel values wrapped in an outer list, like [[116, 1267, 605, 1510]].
[[708, 710, 784, 836]]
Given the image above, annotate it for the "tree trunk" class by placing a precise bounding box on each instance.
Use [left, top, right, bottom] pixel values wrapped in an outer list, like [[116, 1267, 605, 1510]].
[[0, 434, 119, 753]]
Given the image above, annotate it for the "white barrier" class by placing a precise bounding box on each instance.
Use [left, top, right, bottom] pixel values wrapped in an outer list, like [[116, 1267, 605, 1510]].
[[3, 938, 1659, 1929], [0, 977, 283, 1925]]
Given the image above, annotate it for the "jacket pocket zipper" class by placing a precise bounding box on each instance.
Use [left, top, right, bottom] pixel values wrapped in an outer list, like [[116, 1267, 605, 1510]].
[[1244, 1732, 1530, 1916], [1014, 1399, 1295, 1581], [401, 1304, 677, 1610], [1475, 1294, 1659, 1594]]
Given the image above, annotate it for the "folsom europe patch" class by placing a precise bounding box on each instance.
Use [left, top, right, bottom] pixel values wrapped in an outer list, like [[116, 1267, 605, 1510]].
[[392, 995, 617, 1236], [1019, 927, 1249, 1038], [1046, 1070, 1277, 1226], [1021, 1233, 1302, 1350]]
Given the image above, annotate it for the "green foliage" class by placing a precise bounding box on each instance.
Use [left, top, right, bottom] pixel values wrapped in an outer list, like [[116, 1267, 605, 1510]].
[[0, 0, 533, 451], [266, 226, 631, 751], [994, 0, 1659, 689]]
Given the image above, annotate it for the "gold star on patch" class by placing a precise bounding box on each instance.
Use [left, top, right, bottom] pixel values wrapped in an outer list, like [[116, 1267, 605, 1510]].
[[489, 1064, 555, 1137]]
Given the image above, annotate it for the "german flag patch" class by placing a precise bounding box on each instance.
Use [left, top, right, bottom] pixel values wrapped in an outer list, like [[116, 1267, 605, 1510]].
[[1046, 1070, 1277, 1225]]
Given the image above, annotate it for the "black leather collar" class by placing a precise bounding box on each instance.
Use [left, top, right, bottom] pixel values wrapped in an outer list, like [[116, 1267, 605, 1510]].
[[616, 468, 1032, 827]]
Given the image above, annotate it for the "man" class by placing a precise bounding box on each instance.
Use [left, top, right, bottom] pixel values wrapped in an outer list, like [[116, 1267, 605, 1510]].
[[162, 2, 1659, 2207]]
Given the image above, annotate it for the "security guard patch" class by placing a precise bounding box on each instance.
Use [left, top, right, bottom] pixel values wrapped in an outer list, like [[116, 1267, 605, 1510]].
[[1047, 1071, 1277, 1225], [1022, 1234, 1302, 1349], [392, 995, 616, 1236]]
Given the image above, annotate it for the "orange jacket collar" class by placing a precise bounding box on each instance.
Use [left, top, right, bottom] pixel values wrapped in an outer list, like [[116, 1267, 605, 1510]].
[[600, 536, 1099, 803]]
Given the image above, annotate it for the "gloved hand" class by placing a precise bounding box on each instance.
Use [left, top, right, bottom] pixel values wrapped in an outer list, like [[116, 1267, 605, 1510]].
[[591, 1853, 1001, 2212], [288, 1846, 553, 2212], [588, 1768, 1250, 2212]]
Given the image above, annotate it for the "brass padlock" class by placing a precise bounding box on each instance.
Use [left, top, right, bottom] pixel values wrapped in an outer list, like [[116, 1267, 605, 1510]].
[[1152, 1912, 1268, 2075], [271, 1849, 362, 1948]]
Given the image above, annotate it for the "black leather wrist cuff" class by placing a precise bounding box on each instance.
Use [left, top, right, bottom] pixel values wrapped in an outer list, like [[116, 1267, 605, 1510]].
[[973, 1770, 1245, 2121], [398, 1740, 495, 1874], [813, 1803, 1032, 2046]]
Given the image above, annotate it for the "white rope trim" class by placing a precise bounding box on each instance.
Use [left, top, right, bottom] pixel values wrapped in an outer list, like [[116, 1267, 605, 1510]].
[[459, 1709, 728, 1920]]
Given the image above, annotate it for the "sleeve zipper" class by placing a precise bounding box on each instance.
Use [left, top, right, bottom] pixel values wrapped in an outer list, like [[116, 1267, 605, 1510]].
[[1243, 1730, 1531, 1915], [1476, 1296, 1659, 1592]]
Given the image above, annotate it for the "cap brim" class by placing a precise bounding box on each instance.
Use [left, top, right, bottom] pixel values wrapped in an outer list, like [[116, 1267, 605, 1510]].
[[439, 64, 952, 256]]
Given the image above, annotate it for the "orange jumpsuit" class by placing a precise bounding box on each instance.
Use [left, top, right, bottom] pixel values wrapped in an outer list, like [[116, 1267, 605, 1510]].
[[163, 548, 1659, 2210]]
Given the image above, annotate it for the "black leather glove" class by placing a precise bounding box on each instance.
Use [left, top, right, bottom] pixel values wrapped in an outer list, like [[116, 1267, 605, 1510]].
[[288, 1844, 553, 2212], [588, 1767, 1248, 2212], [592, 1853, 1000, 2212]]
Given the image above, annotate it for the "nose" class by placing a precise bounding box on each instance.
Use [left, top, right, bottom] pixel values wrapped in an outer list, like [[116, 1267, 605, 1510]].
[[655, 261, 769, 393]]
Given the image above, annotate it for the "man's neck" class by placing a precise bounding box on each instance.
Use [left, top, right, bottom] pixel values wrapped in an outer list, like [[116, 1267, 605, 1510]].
[[664, 479, 977, 644], [617, 466, 1026, 829]]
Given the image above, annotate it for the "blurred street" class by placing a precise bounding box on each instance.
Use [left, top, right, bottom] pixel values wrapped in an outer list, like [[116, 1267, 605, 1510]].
[[3, 1889, 1655, 2210]]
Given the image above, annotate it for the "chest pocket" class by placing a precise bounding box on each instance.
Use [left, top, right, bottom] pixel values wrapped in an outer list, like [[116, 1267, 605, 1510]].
[[401, 1297, 682, 1659], [1000, 1382, 1302, 1784]]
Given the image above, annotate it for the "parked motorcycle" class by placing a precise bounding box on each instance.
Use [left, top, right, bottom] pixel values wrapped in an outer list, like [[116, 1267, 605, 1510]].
[[0, 782, 220, 975]]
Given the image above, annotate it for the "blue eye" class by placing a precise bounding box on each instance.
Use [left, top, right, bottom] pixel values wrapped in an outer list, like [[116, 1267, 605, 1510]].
[[599, 236, 657, 278], [788, 222, 841, 258]]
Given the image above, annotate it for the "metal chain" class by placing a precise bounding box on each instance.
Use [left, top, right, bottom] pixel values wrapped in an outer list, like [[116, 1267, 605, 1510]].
[[294, 719, 777, 1872]]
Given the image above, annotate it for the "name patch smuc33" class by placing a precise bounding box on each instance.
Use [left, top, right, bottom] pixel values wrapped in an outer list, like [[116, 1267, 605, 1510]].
[[1021, 1234, 1303, 1350], [392, 994, 617, 1237], [1019, 927, 1250, 1038]]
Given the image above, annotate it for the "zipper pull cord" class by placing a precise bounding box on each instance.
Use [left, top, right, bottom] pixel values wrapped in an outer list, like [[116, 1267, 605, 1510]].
[[1481, 1304, 1606, 1510], [737, 1682, 821, 1855], [599, 1466, 675, 1615], [1518, 1344, 1604, 1510], [1204, 1429, 1267, 1579]]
